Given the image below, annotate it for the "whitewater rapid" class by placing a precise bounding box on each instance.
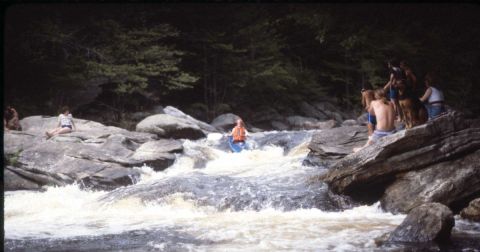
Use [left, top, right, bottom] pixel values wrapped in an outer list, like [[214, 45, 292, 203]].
[[5, 131, 409, 251]]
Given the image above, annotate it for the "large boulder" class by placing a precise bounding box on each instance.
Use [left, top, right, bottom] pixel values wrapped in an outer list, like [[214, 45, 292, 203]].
[[380, 149, 480, 213], [304, 125, 368, 167], [321, 112, 480, 205], [386, 203, 454, 243], [163, 106, 217, 133], [136, 114, 206, 140], [210, 113, 240, 131], [460, 198, 480, 222], [5, 116, 182, 191]]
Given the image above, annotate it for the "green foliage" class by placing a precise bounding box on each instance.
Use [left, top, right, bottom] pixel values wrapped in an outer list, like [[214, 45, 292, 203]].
[[6, 149, 23, 167], [5, 4, 480, 120]]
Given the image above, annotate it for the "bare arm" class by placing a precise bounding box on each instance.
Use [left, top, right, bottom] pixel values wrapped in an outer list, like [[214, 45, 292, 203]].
[[420, 87, 432, 102], [383, 73, 394, 90]]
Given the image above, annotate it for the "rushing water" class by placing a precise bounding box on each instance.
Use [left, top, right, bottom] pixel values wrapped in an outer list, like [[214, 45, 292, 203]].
[[4, 131, 479, 251]]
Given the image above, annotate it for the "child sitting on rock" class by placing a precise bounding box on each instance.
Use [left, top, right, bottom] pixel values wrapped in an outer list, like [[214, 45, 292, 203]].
[[46, 106, 76, 139], [4, 106, 22, 131]]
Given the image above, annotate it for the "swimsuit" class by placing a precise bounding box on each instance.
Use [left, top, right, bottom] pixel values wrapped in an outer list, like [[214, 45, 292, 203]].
[[389, 85, 398, 100], [367, 113, 377, 125], [61, 125, 72, 129], [371, 129, 396, 142]]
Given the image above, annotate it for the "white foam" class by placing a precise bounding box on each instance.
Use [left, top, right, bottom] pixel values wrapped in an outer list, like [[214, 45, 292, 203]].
[[5, 131, 409, 250]]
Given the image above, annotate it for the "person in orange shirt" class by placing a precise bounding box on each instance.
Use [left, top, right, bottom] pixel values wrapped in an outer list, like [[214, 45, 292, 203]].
[[230, 118, 248, 143]]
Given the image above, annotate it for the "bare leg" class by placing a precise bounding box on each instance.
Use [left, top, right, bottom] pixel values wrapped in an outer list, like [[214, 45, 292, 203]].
[[51, 127, 72, 137], [353, 138, 374, 153], [47, 127, 71, 138], [46, 128, 61, 139]]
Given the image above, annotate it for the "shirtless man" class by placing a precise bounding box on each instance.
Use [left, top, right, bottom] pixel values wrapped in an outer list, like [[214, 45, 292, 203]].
[[354, 88, 396, 152], [361, 84, 376, 136]]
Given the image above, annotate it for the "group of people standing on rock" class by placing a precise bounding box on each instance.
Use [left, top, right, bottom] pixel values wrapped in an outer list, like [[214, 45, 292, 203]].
[[356, 59, 446, 151]]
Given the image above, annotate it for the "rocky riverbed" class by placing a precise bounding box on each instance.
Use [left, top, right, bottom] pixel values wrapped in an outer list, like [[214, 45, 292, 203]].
[[4, 107, 480, 251]]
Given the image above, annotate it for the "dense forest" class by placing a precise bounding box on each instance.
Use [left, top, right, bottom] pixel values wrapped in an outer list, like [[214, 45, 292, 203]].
[[4, 3, 480, 126]]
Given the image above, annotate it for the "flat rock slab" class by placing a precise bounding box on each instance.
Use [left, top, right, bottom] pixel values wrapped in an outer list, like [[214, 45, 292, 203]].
[[323, 113, 479, 199], [304, 125, 367, 166], [5, 116, 184, 191]]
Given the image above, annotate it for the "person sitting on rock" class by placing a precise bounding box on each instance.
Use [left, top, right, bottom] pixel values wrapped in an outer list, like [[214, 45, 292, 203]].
[[46, 106, 76, 139], [229, 118, 248, 143], [4, 106, 22, 131], [420, 72, 445, 120], [361, 83, 376, 137], [354, 89, 396, 152]]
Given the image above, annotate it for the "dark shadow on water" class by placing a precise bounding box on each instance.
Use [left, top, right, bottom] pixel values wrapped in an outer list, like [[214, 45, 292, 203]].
[[4, 228, 214, 252]]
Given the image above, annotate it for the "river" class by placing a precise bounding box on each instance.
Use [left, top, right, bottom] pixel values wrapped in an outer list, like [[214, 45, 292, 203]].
[[4, 131, 479, 251]]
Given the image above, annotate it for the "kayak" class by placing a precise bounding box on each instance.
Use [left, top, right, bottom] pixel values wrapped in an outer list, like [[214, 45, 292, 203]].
[[228, 136, 246, 153]]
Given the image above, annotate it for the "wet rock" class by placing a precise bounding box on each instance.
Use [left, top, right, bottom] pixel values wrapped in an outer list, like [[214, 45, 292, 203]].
[[304, 126, 368, 166], [252, 130, 315, 153], [460, 198, 480, 222], [5, 166, 73, 190], [79, 167, 140, 191], [136, 114, 206, 140], [210, 113, 240, 131], [131, 139, 183, 171], [4, 167, 42, 190], [322, 112, 480, 205], [387, 203, 454, 243], [381, 150, 480, 213], [100, 173, 354, 212]]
